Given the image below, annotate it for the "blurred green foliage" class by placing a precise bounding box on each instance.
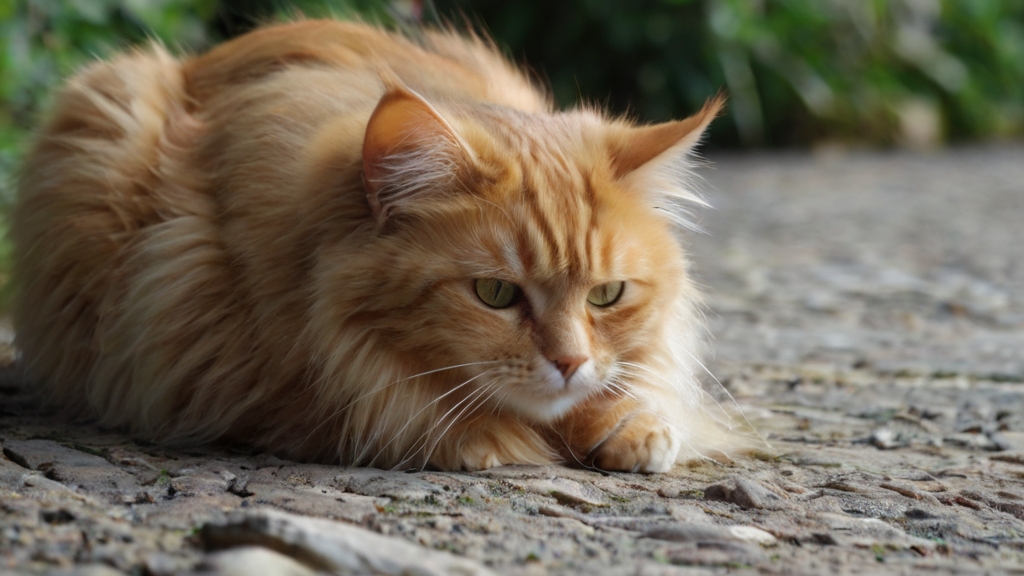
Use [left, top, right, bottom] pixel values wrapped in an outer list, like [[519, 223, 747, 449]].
[[2, 0, 1022, 158], [0, 0, 215, 199], [0, 0, 215, 293], [440, 0, 1024, 148]]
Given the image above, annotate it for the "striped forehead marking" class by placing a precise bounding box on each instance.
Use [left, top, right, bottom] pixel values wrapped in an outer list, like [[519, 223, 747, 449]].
[[516, 165, 597, 282], [486, 112, 612, 283]]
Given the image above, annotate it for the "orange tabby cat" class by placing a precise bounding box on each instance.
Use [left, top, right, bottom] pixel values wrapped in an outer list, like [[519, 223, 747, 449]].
[[11, 20, 746, 471]]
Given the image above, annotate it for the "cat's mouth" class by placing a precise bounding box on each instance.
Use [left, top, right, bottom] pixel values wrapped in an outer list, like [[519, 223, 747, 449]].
[[492, 359, 602, 423]]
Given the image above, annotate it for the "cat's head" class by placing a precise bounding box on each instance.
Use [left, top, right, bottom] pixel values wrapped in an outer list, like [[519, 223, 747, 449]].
[[337, 84, 721, 423]]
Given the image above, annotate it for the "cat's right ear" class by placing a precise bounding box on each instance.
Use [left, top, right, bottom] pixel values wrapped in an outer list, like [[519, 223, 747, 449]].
[[362, 85, 472, 224], [607, 95, 724, 180], [605, 96, 724, 223]]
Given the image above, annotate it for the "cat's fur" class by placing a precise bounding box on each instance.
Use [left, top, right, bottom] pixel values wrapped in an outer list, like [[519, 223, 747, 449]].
[[11, 20, 747, 472]]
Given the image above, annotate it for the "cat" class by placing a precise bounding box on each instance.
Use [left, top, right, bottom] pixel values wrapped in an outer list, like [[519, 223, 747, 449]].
[[10, 19, 750, 472]]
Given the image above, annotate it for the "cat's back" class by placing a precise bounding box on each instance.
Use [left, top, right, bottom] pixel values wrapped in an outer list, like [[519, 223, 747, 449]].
[[185, 20, 550, 113]]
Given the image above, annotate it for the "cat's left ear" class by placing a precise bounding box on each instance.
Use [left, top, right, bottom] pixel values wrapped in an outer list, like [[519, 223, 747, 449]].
[[362, 84, 473, 223], [607, 95, 724, 200]]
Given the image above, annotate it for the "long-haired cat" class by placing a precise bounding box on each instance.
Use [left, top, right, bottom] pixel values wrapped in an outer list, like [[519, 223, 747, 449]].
[[11, 19, 748, 472]]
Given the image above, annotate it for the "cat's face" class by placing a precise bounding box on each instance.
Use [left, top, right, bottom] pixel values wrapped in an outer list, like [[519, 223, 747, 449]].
[[353, 85, 719, 423], [378, 175, 687, 423]]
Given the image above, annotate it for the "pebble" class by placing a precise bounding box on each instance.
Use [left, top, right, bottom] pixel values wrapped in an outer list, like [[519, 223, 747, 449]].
[[871, 428, 902, 450], [188, 546, 316, 576], [703, 477, 785, 510], [200, 508, 496, 576], [519, 477, 608, 508]]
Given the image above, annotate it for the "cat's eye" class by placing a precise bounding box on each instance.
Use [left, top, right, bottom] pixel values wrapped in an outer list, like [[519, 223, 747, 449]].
[[587, 281, 624, 307], [475, 278, 521, 308]]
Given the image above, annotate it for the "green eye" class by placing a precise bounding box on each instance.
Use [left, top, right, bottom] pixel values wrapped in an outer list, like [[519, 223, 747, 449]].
[[587, 281, 624, 307], [475, 278, 521, 308]]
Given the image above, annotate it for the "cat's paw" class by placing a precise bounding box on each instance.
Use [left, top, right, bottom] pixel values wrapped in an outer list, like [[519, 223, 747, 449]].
[[445, 418, 557, 471], [590, 412, 682, 473], [459, 450, 503, 471]]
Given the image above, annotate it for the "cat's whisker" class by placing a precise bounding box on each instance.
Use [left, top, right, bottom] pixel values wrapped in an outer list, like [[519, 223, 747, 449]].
[[619, 355, 766, 450], [408, 382, 492, 469], [617, 360, 674, 384], [675, 347, 763, 438], [422, 379, 503, 468], [606, 381, 640, 404], [490, 387, 514, 417], [369, 369, 496, 467], [360, 372, 486, 466], [391, 380, 496, 469], [397, 377, 501, 469], [614, 363, 670, 388], [548, 427, 600, 472], [608, 368, 667, 399], [294, 360, 503, 454], [607, 366, 713, 436], [441, 380, 508, 466], [604, 376, 676, 432], [340, 360, 503, 412], [615, 362, 695, 404], [601, 376, 634, 398], [604, 365, 693, 433]]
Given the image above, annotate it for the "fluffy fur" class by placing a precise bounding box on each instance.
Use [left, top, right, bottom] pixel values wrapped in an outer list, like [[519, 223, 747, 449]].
[[11, 20, 749, 472]]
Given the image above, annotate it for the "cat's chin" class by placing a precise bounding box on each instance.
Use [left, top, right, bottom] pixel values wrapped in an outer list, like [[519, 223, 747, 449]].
[[506, 395, 579, 423], [501, 387, 590, 423]]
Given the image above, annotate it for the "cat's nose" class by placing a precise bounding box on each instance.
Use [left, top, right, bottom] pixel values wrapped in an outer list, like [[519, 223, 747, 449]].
[[550, 355, 587, 381]]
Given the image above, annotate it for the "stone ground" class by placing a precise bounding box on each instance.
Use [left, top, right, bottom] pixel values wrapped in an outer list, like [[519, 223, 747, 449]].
[[2, 146, 1024, 575]]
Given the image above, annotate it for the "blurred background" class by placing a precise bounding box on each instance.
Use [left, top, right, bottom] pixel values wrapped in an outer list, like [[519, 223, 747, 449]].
[[0, 0, 1022, 284], [5, 0, 1024, 156]]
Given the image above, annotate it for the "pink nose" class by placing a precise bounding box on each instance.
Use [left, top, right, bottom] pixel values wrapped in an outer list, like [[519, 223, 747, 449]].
[[549, 355, 588, 381]]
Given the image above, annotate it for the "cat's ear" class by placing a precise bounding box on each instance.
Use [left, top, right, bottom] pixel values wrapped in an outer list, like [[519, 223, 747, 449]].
[[607, 95, 724, 180], [606, 95, 724, 229], [362, 84, 471, 223]]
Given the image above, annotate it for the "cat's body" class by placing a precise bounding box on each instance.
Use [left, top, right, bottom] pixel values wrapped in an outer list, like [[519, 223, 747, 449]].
[[12, 20, 742, 471]]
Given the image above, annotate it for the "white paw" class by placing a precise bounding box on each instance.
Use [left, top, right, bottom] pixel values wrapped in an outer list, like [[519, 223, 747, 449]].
[[459, 450, 502, 471], [591, 412, 682, 473]]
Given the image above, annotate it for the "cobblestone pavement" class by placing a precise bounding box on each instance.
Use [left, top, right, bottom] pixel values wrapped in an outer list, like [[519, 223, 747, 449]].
[[2, 147, 1023, 575]]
